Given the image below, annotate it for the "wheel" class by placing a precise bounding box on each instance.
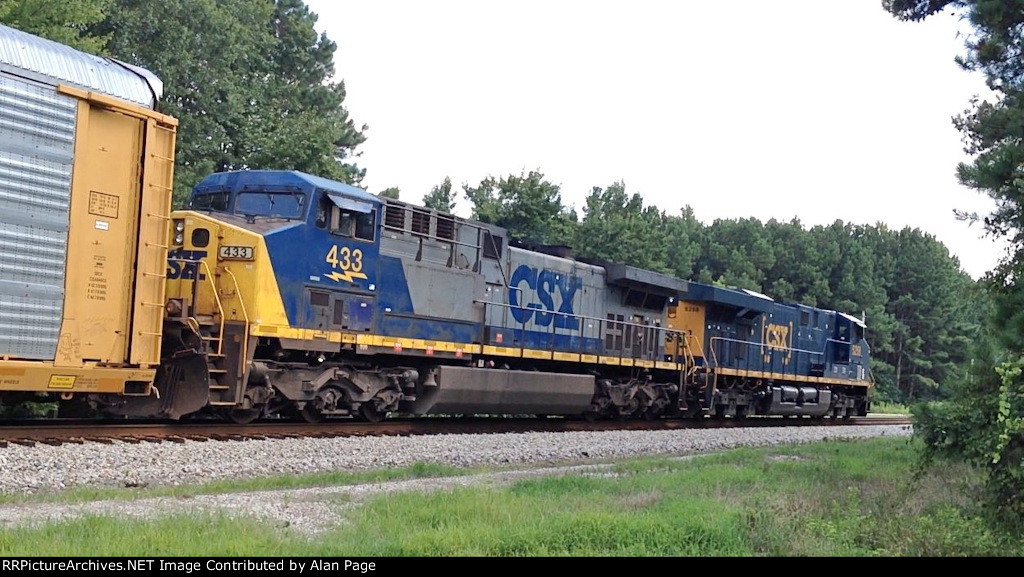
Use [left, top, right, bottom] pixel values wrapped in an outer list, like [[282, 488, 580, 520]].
[[682, 402, 704, 419], [641, 407, 660, 421], [225, 407, 259, 425], [355, 401, 388, 423], [299, 403, 323, 423]]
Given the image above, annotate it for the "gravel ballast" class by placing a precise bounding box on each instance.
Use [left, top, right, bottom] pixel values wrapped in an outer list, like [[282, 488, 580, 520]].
[[0, 424, 911, 494], [0, 424, 912, 534]]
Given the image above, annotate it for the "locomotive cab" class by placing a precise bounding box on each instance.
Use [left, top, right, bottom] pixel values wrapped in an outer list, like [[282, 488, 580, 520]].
[[165, 170, 386, 422]]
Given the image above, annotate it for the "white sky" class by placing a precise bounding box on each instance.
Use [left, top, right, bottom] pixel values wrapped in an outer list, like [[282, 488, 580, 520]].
[[306, 0, 1011, 279]]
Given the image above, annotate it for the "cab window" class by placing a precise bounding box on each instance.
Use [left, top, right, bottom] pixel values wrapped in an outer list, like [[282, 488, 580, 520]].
[[318, 193, 376, 242], [189, 191, 230, 212], [235, 191, 305, 219]]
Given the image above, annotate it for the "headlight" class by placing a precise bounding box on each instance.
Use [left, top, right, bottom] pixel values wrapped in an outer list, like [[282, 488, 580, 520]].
[[172, 219, 185, 246]]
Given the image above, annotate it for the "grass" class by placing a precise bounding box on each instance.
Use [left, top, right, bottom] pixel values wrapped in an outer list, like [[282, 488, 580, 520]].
[[0, 438, 1019, 556], [870, 400, 910, 414]]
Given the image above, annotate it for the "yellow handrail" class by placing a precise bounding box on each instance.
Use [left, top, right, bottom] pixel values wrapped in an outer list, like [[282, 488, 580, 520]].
[[165, 257, 227, 356], [197, 259, 225, 356], [221, 266, 250, 374]]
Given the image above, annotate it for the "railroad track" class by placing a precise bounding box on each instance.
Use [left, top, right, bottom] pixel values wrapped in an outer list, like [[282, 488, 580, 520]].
[[0, 415, 912, 448]]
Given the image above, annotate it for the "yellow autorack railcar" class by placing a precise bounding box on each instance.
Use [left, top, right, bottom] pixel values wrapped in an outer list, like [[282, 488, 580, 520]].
[[0, 23, 202, 417]]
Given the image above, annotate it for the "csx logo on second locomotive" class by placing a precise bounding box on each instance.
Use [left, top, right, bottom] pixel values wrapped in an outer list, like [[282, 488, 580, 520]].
[[762, 322, 792, 351], [166, 249, 208, 280], [509, 265, 581, 330]]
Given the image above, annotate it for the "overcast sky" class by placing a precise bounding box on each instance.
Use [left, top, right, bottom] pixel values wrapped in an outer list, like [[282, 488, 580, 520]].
[[306, 0, 1010, 279]]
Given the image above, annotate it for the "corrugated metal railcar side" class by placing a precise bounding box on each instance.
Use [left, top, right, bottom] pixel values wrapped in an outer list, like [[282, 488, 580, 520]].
[[0, 24, 177, 399]]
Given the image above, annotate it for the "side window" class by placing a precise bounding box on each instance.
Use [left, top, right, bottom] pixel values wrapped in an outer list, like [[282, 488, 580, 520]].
[[316, 196, 330, 229], [354, 210, 376, 241], [331, 209, 356, 237], [321, 193, 376, 242]]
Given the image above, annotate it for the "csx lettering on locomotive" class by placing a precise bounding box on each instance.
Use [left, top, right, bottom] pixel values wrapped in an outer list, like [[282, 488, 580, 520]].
[[763, 322, 792, 352], [761, 321, 794, 364], [166, 249, 208, 280], [509, 264, 582, 330]]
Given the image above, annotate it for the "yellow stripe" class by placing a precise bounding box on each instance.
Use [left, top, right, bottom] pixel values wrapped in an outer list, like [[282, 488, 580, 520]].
[[0, 362, 155, 394], [483, 345, 519, 357], [715, 367, 869, 388], [249, 325, 675, 370]]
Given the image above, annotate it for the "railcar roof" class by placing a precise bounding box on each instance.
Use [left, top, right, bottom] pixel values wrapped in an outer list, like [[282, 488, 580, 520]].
[[0, 23, 159, 107]]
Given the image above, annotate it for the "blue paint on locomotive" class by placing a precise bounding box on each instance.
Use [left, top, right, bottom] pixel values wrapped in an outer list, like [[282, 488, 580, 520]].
[[683, 282, 870, 380], [190, 171, 495, 342], [375, 256, 415, 316], [191, 170, 383, 329], [380, 315, 480, 344], [373, 255, 482, 342], [486, 328, 602, 353]]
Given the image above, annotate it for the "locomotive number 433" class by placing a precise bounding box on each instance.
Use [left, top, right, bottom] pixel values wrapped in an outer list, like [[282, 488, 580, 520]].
[[219, 245, 254, 260], [326, 245, 363, 272], [323, 244, 368, 283]]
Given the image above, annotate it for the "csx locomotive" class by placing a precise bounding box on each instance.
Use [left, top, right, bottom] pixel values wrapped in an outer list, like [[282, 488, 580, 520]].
[[0, 23, 872, 422]]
